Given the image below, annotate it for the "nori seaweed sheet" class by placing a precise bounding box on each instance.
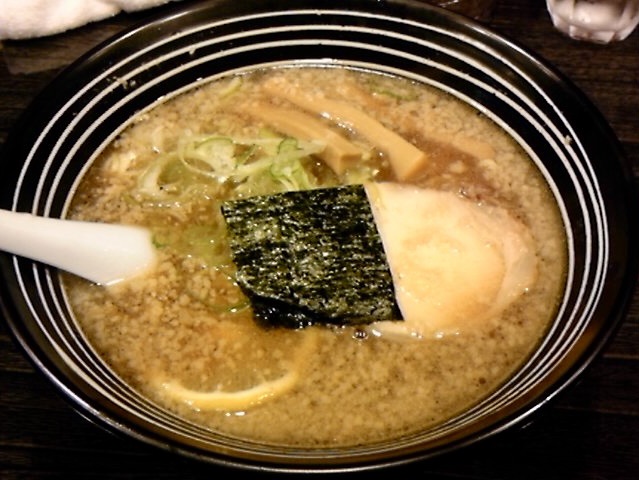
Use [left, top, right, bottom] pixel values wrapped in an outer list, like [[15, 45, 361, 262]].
[[220, 185, 402, 328]]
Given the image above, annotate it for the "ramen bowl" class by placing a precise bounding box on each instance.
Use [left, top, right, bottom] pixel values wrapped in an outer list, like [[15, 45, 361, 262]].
[[0, 0, 637, 474]]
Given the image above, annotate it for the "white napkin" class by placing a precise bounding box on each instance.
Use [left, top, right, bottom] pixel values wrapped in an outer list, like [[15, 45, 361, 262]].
[[0, 0, 182, 40]]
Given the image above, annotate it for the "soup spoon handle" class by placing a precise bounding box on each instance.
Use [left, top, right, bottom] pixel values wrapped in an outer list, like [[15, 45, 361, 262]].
[[0, 209, 157, 286]]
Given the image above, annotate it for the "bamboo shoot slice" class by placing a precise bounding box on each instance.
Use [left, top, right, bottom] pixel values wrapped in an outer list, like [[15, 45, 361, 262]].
[[264, 81, 429, 180], [249, 103, 366, 175]]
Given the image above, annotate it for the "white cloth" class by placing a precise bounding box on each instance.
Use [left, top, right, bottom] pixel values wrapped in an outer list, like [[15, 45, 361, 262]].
[[0, 0, 181, 40]]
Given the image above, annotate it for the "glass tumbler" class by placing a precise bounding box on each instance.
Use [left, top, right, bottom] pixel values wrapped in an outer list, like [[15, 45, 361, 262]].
[[546, 0, 639, 43]]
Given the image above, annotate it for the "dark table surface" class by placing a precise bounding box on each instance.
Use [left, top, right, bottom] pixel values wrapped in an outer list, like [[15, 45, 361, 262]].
[[1, 1, 638, 479]]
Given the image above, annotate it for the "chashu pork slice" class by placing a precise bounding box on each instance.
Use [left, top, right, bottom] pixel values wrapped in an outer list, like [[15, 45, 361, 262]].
[[364, 182, 538, 339]]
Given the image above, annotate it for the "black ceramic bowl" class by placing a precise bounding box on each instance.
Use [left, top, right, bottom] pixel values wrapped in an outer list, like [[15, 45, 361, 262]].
[[1, 0, 637, 473]]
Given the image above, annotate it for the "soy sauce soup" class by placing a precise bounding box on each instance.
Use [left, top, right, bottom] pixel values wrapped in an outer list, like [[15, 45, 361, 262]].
[[64, 67, 566, 447]]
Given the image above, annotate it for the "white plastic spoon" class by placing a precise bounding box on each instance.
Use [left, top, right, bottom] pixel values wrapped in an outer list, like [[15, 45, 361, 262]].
[[0, 209, 157, 286]]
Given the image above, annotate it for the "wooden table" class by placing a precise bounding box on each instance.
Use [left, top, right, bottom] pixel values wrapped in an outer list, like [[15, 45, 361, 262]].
[[1, 1, 637, 478]]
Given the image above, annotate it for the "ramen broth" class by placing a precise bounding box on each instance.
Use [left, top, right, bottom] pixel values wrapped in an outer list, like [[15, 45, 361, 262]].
[[64, 67, 567, 447]]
